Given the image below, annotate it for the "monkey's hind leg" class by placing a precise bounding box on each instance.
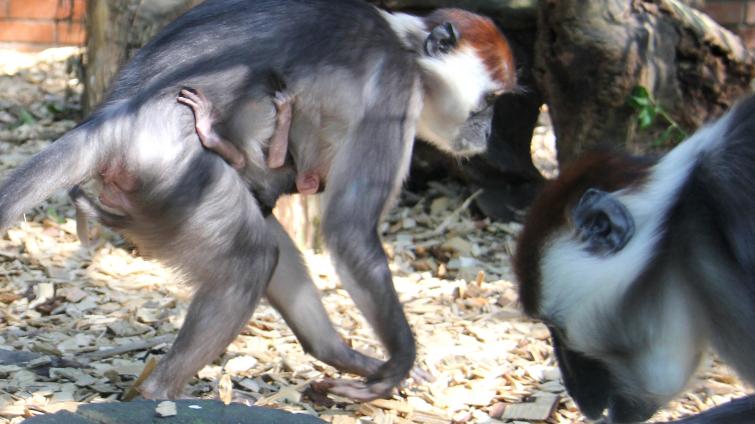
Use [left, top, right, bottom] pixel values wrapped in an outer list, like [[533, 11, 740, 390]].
[[138, 167, 278, 400]]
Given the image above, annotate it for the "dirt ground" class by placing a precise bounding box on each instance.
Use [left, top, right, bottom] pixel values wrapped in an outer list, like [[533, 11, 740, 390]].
[[0, 48, 750, 424]]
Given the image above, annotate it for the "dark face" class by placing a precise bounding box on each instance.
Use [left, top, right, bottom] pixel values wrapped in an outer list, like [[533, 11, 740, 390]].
[[549, 327, 661, 423], [450, 102, 494, 155]]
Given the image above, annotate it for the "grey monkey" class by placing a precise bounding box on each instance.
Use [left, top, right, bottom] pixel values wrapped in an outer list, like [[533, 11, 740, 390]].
[[0, 0, 516, 401]]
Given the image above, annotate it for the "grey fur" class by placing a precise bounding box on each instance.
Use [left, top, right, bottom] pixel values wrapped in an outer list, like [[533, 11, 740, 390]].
[[0, 0, 508, 400]]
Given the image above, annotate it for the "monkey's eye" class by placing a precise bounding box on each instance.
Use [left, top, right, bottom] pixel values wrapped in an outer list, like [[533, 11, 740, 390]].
[[439, 40, 453, 54]]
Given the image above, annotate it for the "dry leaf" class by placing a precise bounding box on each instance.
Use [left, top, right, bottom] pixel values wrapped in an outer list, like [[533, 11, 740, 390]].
[[218, 374, 233, 405]]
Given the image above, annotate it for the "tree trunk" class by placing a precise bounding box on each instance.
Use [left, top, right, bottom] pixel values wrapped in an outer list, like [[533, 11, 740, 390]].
[[83, 0, 200, 113], [83, 0, 322, 249], [373, 0, 537, 28], [535, 0, 754, 162]]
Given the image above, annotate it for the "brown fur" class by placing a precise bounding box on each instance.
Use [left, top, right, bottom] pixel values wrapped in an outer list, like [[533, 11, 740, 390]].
[[425, 9, 516, 91]]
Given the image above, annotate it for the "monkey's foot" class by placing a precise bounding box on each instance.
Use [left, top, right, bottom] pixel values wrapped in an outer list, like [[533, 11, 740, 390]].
[[177, 89, 215, 144], [311, 366, 432, 402], [311, 378, 394, 402], [295, 172, 320, 195], [407, 366, 435, 384]]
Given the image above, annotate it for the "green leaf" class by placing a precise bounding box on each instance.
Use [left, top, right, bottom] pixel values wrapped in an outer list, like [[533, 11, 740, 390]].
[[637, 107, 656, 129], [17, 108, 36, 125], [46, 207, 65, 224], [628, 86, 653, 109], [46, 102, 64, 114], [654, 126, 676, 147]]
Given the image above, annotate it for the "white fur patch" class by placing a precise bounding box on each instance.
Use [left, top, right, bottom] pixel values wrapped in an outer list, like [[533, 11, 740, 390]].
[[632, 280, 702, 398], [382, 76, 422, 219], [415, 46, 501, 151], [377, 10, 426, 50]]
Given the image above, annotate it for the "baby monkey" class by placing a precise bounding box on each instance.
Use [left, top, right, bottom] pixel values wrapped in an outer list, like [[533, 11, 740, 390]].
[[177, 84, 321, 195]]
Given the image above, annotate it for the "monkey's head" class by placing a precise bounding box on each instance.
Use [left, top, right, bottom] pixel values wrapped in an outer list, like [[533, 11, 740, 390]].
[[415, 9, 516, 157], [514, 149, 709, 422]]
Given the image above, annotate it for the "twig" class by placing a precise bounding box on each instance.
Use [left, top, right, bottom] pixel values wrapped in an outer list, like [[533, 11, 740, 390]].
[[81, 334, 174, 360], [123, 356, 158, 401], [413, 189, 482, 241]]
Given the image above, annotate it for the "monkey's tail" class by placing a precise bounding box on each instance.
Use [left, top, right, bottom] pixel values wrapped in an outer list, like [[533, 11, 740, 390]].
[[0, 120, 103, 230]]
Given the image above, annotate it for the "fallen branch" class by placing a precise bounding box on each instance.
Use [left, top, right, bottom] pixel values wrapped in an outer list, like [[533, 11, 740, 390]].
[[81, 334, 174, 361]]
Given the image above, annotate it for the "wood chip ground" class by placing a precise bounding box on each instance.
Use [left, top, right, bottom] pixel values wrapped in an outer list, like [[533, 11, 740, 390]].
[[0, 48, 750, 424]]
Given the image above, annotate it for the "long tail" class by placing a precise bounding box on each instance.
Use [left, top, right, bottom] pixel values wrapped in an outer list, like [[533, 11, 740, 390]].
[[0, 120, 102, 229]]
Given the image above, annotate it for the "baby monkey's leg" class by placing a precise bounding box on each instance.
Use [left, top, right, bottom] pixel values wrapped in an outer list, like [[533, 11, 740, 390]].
[[177, 89, 246, 170]]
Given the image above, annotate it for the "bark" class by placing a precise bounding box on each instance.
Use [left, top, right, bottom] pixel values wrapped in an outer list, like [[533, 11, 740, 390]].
[[83, 0, 200, 114], [371, 0, 537, 28], [536, 0, 755, 162]]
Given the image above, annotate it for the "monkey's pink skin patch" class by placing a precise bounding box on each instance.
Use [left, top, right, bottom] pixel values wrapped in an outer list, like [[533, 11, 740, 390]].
[[296, 173, 320, 195]]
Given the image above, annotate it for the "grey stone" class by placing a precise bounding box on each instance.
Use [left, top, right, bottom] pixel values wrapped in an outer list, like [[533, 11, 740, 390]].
[[23, 400, 325, 424]]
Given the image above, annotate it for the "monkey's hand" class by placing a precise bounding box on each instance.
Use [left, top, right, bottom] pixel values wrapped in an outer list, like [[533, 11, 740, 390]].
[[313, 378, 393, 401], [272, 90, 294, 117]]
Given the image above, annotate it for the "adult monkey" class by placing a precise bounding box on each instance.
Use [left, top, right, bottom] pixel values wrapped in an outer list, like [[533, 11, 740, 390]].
[[515, 95, 755, 422], [0, 0, 516, 401]]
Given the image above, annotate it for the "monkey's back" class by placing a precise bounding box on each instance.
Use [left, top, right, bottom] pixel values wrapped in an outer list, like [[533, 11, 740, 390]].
[[104, 0, 411, 113]]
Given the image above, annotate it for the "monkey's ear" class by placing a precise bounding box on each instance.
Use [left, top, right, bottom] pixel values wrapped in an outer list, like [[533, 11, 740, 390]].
[[571, 188, 634, 255], [424, 22, 459, 57]]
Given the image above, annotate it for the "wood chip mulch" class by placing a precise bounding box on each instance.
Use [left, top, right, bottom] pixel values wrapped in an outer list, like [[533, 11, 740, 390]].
[[0, 48, 749, 424]]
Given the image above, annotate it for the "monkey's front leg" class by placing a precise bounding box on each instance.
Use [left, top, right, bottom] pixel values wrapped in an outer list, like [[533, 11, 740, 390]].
[[313, 112, 420, 401], [264, 215, 385, 376], [177, 89, 246, 170]]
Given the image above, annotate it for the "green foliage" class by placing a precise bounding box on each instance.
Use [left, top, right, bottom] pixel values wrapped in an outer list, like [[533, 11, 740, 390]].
[[627, 86, 687, 148], [46, 207, 66, 224], [16, 108, 36, 126]]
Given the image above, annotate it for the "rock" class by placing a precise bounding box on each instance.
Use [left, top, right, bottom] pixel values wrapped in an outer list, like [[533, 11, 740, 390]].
[[22, 400, 325, 423]]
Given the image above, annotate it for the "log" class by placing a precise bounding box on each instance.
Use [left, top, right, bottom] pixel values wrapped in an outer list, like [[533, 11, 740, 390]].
[[371, 0, 537, 28], [535, 0, 755, 162]]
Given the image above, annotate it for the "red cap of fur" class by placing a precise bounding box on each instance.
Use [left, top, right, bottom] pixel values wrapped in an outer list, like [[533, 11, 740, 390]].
[[425, 9, 516, 91]]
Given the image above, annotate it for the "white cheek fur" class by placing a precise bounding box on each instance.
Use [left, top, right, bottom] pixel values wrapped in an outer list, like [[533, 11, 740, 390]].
[[415, 47, 501, 150]]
